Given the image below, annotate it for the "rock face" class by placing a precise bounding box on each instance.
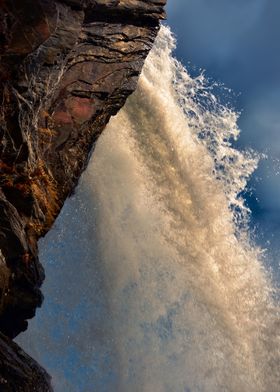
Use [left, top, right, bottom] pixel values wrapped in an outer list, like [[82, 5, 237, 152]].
[[0, 0, 165, 389], [0, 332, 52, 391]]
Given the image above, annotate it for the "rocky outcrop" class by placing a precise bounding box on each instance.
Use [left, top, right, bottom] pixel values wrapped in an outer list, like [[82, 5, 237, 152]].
[[0, 0, 165, 389], [0, 332, 52, 391]]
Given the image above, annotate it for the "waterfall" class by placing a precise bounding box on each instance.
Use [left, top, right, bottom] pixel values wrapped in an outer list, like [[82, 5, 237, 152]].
[[17, 26, 279, 392]]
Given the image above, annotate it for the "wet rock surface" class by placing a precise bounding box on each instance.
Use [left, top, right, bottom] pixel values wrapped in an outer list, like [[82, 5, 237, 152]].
[[0, 0, 165, 389], [0, 332, 52, 391]]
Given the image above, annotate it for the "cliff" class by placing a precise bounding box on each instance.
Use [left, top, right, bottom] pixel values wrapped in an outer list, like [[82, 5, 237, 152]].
[[0, 0, 165, 389], [0, 332, 52, 391]]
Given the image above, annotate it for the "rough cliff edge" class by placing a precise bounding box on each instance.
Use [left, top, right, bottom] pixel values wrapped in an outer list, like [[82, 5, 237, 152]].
[[0, 0, 165, 389]]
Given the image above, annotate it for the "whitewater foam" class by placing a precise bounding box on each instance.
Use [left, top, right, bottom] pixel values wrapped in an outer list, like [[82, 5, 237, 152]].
[[77, 26, 279, 391], [17, 26, 280, 392]]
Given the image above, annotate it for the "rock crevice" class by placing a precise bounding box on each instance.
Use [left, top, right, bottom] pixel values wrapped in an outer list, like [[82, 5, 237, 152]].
[[0, 0, 165, 389]]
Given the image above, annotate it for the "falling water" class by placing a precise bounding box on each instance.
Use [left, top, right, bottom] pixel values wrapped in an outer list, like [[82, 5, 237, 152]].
[[18, 27, 279, 391]]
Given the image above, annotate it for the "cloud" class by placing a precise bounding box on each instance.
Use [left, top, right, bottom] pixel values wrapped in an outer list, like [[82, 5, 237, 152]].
[[167, 0, 266, 65], [166, 0, 280, 213], [240, 86, 280, 152], [239, 84, 280, 210]]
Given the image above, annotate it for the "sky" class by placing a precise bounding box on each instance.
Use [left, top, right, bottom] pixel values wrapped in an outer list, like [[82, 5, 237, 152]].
[[17, 1, 280, 390], [167, 0, 280, 278]]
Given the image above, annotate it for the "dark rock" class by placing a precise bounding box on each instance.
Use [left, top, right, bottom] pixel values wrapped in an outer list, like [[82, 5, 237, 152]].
[[0, 0, 165, 389], [0, 332, 52, 391]]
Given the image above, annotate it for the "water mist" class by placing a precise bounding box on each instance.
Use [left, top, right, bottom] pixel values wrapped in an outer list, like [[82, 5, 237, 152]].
[[17, 27, 280, 392]]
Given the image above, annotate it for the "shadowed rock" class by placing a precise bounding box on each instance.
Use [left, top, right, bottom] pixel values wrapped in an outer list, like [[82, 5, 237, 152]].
[[0, 0, 165, 389], [0, 332, 52, 391]]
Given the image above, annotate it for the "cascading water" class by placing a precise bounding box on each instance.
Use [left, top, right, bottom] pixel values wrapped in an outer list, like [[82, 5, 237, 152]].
[[17, 26, 279, 392]]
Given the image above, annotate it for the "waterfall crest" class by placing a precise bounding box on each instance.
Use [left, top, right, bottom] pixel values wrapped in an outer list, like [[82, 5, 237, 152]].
[[18, 26, 280, 392]]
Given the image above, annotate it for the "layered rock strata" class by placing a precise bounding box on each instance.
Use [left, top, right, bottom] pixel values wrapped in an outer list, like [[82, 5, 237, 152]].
[[0, 0, 165, 388]]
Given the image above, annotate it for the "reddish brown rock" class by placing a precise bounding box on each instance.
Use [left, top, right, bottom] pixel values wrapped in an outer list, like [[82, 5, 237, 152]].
[[0, 0, 165, 338], [0, 0, 166, 389]]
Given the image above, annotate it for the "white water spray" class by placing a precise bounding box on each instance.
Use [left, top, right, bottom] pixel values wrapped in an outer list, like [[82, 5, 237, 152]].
[[17, 26, 280, 392], [77, 26, 279, 391]]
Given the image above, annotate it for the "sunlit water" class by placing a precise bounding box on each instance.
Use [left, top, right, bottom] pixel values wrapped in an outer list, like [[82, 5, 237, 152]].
[[17, 27, 280, 392]]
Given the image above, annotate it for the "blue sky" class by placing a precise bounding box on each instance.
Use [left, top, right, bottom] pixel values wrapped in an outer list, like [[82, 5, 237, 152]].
[[17, 2, 280, 390], [167, 0, 280, 277]]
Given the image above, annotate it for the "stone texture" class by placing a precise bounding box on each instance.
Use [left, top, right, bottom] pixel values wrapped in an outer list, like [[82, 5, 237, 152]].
[[0, 332, 52, 391], [0, 0, 165, 389]]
